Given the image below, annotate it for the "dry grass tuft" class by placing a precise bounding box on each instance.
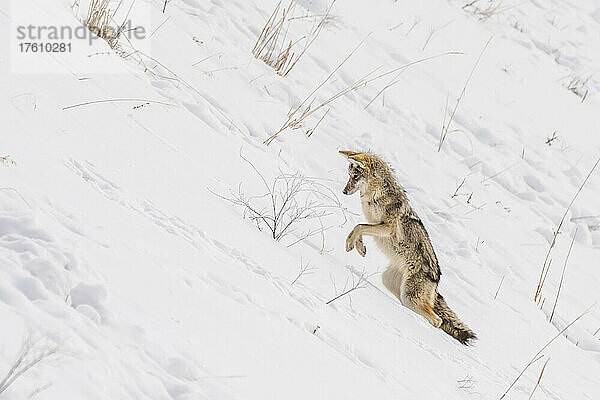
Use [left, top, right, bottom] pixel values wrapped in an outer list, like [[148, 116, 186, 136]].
[[565, 75, 591, 102], [1, 155, 16, 166], [85, 0, 127, 48], [252, 0, 335, 77], [462, 0, 513, 21]]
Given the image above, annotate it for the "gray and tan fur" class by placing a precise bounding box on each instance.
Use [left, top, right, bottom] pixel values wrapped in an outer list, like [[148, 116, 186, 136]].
[[340, 150, 475, 345]]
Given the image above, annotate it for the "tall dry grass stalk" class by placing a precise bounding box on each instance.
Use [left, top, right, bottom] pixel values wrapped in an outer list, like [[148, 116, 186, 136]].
[[499, 306, 591, 399], [534, 157, 600, 303], [527, 358, 550, 400], [549, 227, 577, 322], [438, 36, 492, 152], [565, 75, 591, 102]]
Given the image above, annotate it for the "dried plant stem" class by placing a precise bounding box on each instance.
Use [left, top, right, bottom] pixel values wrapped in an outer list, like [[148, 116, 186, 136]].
[[0, 188, 32, 209], [494, 275, 505, 300], [549, 227, 577, 322], [451, 176, 467, 198], [62, 98, 174, 110], [499, 306, 592, 399], [527, 358, 550, 400], [481, 161, 519, 183], [438, 36, 493, 152], [534, 157, 600, 302]]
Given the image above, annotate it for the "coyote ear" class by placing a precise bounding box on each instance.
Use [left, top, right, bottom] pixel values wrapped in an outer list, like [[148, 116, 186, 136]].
[[339, 150, 360, 158], [339, 151, 368, 168]]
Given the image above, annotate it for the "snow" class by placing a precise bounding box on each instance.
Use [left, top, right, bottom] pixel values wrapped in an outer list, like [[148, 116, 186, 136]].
[[1, 0, 600, 398]]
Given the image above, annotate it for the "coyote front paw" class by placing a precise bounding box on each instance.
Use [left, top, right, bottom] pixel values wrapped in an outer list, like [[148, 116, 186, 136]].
[[346, 229, 366, 257], [345, 232, 356, 252], [356, 238, 366, 257]]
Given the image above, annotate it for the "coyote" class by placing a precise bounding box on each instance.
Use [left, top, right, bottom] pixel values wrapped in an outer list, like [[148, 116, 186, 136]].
[[340, 151, 475, 345]]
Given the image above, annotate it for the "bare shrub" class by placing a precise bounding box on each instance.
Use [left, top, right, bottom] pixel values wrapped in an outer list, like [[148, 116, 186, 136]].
[[0, 334, 58, 395], [252, 0, 335, 77], [210, 153, 351, 251]]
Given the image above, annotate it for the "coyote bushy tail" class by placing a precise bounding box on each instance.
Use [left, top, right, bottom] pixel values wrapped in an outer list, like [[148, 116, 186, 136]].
[[434, 293, 476, 345]]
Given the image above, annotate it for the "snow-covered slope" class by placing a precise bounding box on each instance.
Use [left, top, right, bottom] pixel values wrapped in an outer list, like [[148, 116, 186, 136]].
[[1, 0, 600, 398]]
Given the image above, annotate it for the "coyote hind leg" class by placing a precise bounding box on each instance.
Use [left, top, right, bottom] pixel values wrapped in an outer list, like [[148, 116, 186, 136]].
[[415, 303, 442, 328], [403, 276, 442, 328]]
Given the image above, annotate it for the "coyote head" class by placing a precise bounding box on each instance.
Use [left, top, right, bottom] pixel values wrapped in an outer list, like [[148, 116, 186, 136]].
[[339, 151, 374, 195]]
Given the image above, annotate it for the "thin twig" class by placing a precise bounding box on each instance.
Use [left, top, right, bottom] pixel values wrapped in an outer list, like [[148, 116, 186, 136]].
[[494, 275, 505, 300], [451, 177, 467, 198], [481, 161, 519, 183], [326, 271, 368, 305], [192, 52, 222, 67]]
